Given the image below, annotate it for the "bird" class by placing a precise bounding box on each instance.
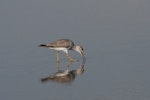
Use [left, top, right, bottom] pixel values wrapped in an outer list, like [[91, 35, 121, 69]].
[[39, 39, 85, 62]]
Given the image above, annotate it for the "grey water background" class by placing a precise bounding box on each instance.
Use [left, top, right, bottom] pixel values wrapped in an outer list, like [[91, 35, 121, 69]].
[[0, 0, 150, 100]]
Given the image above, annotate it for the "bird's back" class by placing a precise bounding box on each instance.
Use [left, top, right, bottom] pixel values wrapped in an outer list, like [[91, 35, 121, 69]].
[[46, 39, 74, 49]]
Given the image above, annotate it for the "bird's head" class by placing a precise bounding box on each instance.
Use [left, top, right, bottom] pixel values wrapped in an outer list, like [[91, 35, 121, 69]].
[[74, 45, 84, 56]]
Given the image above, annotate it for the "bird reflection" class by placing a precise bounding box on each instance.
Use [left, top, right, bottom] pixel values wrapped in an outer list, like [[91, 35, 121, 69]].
[[41, 60, 85, 84]]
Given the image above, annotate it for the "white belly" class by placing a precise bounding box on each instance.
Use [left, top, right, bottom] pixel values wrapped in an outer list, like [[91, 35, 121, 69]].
[[49, 47, 68, 53]]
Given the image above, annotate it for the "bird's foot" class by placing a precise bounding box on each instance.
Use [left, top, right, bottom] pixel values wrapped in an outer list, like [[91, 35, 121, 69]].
[[67, 54, 79, 62], [57, 60, 60, 63], [69, 59, 79, 62]]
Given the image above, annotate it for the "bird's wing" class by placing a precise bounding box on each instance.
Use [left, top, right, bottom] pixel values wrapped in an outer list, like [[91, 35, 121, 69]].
[[46, 39, 72, 48]]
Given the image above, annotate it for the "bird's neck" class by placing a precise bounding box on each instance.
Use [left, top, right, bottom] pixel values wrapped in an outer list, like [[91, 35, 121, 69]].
[[72, 45, 77, 50]]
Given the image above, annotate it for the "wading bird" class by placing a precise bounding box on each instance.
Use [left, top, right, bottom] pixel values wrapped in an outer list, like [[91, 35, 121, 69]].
[[39, 39, 85, 62]]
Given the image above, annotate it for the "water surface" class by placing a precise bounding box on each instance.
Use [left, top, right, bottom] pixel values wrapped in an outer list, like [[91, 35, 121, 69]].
[[0, 0, 150, 100]]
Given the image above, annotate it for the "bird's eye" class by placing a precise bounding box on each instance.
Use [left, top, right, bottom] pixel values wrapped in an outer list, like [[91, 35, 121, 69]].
[[81, 46, 83, 50]]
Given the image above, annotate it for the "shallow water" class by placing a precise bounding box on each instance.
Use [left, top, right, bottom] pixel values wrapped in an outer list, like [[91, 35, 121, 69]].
[[1, 0, 150, 100]]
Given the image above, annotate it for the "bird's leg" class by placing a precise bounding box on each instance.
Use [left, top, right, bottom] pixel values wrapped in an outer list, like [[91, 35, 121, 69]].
[[66, 54, 75, 62], [56, 51, 60, 63], [56, 62, 61, 71]]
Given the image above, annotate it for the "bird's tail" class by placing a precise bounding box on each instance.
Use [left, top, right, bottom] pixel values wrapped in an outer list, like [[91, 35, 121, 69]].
[[38, 44, 47, 47]]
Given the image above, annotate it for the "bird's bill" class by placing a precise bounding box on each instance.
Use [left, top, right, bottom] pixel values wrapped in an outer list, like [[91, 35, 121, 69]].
[[77, 49, 84, 57], [74, 45, 86, 62], [78, 51, 86, 62], [80, 51, 84, 56]]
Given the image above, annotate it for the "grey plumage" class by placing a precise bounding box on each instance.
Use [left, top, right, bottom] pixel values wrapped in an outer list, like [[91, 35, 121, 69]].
[[39, 39, 74, 49]]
